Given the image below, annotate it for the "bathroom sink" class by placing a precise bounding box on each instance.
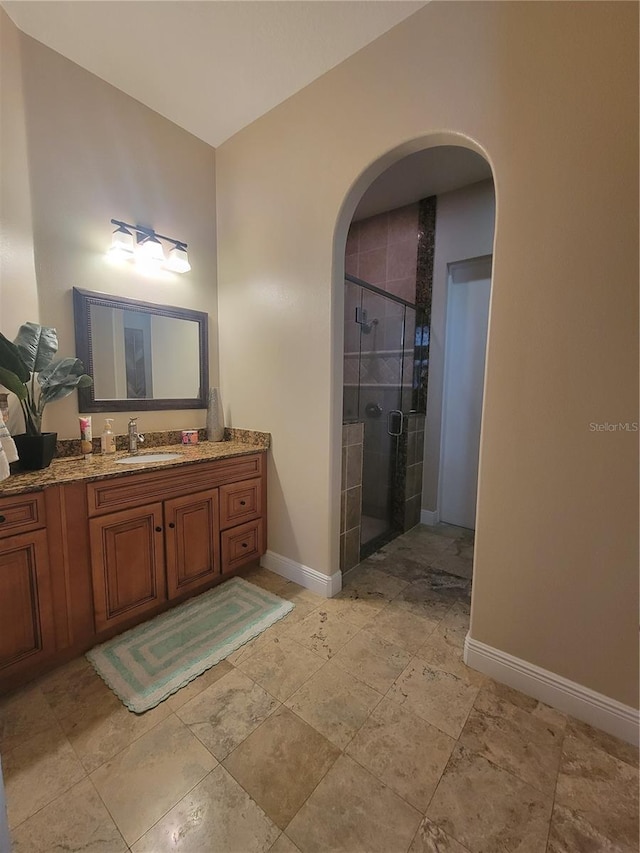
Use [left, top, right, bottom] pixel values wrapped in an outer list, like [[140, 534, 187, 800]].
[[115, 452, 182, 465]]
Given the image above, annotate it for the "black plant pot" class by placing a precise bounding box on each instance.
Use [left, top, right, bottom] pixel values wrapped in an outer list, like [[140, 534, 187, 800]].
[[14, 432, 58, 471]]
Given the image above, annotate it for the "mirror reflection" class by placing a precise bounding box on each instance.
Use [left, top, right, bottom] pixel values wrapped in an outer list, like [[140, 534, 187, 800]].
[[73, 288, 208, 412]]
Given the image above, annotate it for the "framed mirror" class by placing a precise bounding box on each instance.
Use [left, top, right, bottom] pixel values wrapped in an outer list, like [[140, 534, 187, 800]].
[[73, 288, 208, 412]]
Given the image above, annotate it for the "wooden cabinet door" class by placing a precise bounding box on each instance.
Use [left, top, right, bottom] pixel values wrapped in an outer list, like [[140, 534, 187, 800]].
[[0, 529, 55, 676], [164, 489, 221, 599], [89, 503, 166, 632]]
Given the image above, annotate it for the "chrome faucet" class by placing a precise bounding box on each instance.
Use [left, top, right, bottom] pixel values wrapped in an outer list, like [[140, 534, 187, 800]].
[[127, 418, 145, 454]]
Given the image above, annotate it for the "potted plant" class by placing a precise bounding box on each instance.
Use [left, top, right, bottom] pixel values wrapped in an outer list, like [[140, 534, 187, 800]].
[[0, 322, 92, 470]]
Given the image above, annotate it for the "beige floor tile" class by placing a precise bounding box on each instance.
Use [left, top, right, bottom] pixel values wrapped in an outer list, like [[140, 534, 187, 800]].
[[459, 685, 564, 794], [417, 624, 485, 687], [427, 745, 553, 853], [286, 754, 422, 853], [269, 834, 302, 853], [277, 582, 326, 609], [547, 802, 638, 853], [341, 565, 409, 602], [409, 817, 471, 853], [3, 722, 86, 829], [436, 602, 471, 644], [223, 706, 340, 830], [40, 655, 172, 773], [392, 580, 454, 623], [0, 684, 58, 752], [362, 553, 429, 583], [165, 659, 235, 711], [176, 668, 279, 760], [131, 765, 280, 853], [555, 728, 639, 849], [367, 602, 439, 654], [243, 567, 292, 594], [388, 658, 480, 738], [429, 543, 473, 580], [237, 636, 324, 701], [10, 777, 127, 852], [332, 629, 412, 693], [284, 660, 382, 749], [346, 697, 454, 812], [226, 619, 293, 665], [90, 714, 216, 846], [283, 608, 361, 659], [564, 715, 638, 768]]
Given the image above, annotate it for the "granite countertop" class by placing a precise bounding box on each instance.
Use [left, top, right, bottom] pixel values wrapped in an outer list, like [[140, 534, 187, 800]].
[[0, 430, 270, 497]]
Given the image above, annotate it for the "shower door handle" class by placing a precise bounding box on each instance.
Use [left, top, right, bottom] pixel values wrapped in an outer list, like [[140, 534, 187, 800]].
[[387, 409, 404, 437]]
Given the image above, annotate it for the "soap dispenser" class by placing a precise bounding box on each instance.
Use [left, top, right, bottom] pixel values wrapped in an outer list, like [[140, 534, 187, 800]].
[[101, 418, 116, 455]]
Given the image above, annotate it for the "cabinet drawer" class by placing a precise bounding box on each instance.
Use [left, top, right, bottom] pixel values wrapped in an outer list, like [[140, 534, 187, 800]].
[[0, 492, 46, 538], [87, 453, 263, 516], [221, 519, 264, 574], [219, 478, 262, 530]]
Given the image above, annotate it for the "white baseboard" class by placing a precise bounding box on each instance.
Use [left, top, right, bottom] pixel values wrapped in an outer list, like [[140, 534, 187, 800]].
[[260, 550, 342, 598], [464, 636, 639, 746], [420, 509, 440, 526]]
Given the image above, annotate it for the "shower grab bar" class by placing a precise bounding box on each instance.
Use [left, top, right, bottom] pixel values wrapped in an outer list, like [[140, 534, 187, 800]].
[[387, 409, 404, 437]]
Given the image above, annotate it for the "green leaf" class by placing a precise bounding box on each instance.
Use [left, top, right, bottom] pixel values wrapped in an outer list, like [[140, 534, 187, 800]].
[[38, 357, 86, 385], [14, 323, 58, 373], [0, 333, 30, 382], [0, 366, 27, 399]]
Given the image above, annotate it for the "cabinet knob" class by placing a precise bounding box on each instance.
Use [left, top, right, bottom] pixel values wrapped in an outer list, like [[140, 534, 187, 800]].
[[241, 542, 248, 548], [239, 500, 246, 506], [155, 526, 162, 533], [168, 522, 175, 529], [0, 515, 5, 524]]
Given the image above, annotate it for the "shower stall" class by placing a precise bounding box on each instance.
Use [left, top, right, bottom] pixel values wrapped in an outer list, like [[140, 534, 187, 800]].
[[343, 274, 425, 558]]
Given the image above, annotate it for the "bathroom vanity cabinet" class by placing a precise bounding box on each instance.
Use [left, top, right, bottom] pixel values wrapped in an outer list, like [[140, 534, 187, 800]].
[[0, 448, 267, 692]]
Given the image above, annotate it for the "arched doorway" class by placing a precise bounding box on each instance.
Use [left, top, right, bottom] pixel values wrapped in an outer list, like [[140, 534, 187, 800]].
[[333, 137, 496, 579]]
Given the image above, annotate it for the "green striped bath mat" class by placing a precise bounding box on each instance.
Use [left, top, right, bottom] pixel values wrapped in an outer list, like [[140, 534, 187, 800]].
[[86, 577, 294, 713]]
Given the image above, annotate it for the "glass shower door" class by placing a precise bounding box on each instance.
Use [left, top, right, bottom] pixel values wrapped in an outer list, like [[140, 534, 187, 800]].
[[356, 288, 407, 552]]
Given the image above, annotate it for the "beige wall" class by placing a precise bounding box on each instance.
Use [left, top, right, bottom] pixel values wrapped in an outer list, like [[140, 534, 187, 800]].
[[422, 179, 496, 511], [0, 9, 39, 337], [3, 27, 218, 439], [216, 1, 639, 707]]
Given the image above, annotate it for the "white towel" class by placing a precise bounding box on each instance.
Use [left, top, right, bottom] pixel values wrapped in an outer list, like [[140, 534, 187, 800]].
[[0, 409, 18, 465], [0, 448, 8, 482]]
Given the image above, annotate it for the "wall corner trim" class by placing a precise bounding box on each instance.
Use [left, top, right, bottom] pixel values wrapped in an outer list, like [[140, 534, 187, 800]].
[[464, 635, 639, 746], [420, 509, 440, 526], [260, 550, 342, 598]]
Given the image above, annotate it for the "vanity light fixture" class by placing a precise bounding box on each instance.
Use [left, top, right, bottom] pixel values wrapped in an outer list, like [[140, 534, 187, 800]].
[[108, 219, 191, 274]]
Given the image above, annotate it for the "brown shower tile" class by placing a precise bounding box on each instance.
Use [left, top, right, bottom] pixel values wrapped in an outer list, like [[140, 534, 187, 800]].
[[223, 706, 340, 830], [286, 754, 422, 853], [359, 213, 389, 251], [427, 745, 553, 853], [131, 765, 280, 853], [346, 442, 363, 488], [284, 660, 382, 749], [387, 238, 419, 281], [359, 247, 387, 285], [10, 778, 127, 853], [176, 668, 279, 760], [346, 697, 454, 812]]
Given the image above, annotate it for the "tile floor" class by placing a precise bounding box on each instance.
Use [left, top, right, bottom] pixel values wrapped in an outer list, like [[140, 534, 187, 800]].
[[1, 523, 638, 852]]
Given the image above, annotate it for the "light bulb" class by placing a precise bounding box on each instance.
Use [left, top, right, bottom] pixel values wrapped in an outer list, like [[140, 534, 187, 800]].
[[108, 224, 134, 260], [137, 235, 165, 263], [166, 246, 191, 273]]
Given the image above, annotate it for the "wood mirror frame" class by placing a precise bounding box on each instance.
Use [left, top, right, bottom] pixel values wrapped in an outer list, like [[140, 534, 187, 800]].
[[73, 287, 209, 413]]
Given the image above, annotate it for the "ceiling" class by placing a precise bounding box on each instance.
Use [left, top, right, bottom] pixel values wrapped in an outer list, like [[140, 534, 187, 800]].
[[3, 0, 426, 148], [353, 146, 493, 220]]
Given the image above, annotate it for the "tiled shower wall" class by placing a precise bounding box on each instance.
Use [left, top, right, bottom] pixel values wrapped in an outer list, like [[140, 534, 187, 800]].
[[340, 422, 364, 571], [346, 203, 419, 303], [392, 412, 426, 530]]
